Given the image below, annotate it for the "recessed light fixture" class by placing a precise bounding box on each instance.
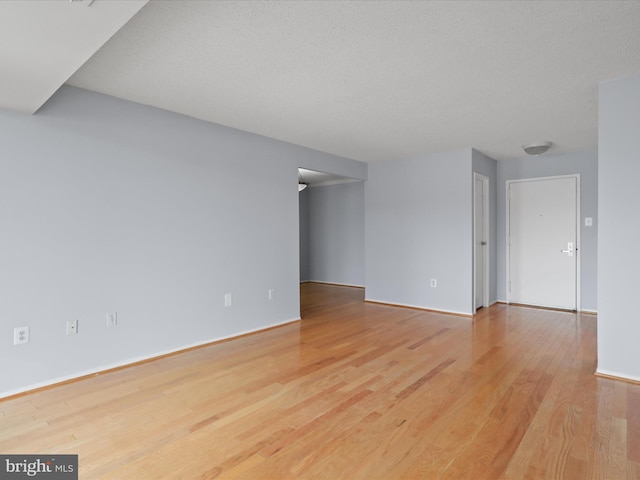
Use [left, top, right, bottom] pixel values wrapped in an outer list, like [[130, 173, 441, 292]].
[[523, 141, 552, 156]]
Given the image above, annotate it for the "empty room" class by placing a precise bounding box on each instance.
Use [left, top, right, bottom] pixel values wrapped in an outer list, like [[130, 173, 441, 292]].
[[1, 1, 640, 479]]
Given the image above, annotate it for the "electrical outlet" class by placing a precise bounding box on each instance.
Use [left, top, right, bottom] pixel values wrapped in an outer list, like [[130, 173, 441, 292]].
[[13, 326, 29, 345], [268, 289, 275, 300], [430, 279, 437, 288], [67, 320, 78, 335], [224, 293, 232, 307], [106, 312, 118, 327]]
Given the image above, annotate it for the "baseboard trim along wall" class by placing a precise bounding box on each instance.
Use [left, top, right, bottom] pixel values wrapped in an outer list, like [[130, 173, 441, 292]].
[[304, 280, 365, 289], [595, 369, 640, 386], [364, 299, 473, 318], [0, 317, 301, 400], [469, 300, 499, 312], [496, 301, 598, 315]]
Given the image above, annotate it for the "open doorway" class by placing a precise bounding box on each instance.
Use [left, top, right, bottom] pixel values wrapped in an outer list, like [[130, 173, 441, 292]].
[[298, 167, 365, 317]]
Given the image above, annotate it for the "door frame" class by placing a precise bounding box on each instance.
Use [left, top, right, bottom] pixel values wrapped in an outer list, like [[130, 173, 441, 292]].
[[474, 173, 490, 309], [505, 174, 581, 310]]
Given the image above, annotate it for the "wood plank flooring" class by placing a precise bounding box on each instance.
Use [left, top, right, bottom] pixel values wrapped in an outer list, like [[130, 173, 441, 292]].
[[2, 283, 639, 479]]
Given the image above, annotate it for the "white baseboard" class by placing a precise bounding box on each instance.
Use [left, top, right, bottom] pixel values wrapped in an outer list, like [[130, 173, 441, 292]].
[[0, 317, 301, 399], [496, 299, 597, 315], [595, 368, 640, 384], [306, 280, 365, 288], [364, 298, 472, 317]]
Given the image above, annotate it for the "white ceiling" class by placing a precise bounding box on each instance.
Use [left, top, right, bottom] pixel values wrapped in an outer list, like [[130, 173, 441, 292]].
[[3, 1, 640, 163], [0, 0, 146, 114]]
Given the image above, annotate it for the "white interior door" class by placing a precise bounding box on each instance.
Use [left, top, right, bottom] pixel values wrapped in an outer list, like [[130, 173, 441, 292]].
[[508, 176, 578, 310], [474, 174, 488, 309]]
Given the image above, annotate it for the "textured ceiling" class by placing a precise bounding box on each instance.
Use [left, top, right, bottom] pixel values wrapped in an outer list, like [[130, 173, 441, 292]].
[[0, 0, 146, 114], [8, 1, 640, 163]]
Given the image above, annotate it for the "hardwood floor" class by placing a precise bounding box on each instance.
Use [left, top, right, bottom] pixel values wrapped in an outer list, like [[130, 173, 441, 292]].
[[2, 283, 639, 479]]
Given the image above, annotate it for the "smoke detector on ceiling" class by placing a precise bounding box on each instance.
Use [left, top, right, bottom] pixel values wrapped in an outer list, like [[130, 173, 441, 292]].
[[522, 142, 552, 156]]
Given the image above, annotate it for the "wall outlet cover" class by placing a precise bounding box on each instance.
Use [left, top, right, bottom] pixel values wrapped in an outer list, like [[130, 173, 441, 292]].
[[107, 313, 118, 327], [66, 320, 78, 335], [14, 326, 29, 345]]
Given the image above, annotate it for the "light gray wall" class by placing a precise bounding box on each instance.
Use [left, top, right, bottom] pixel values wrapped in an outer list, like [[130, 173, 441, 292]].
[[597, 74, 640, 381], [306, 182, 365, 286], [0, 86, 364, 397], [472, 149, 498, 305], [365, 149, 473, 315], [496, 150, 598, 311], [299, 188, 311, 282]]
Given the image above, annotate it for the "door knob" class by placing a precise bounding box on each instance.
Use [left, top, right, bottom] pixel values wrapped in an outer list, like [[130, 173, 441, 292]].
[[561, 242, 574, 256]]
